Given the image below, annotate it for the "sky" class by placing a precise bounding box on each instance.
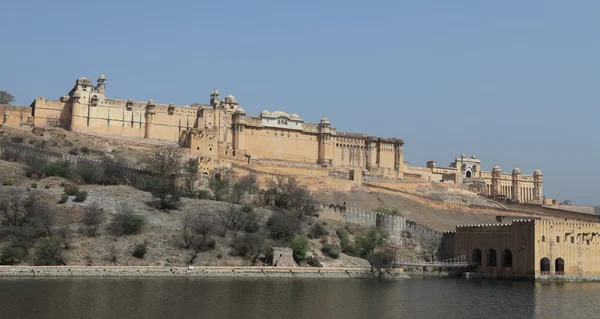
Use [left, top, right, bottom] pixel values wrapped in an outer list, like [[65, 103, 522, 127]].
[[1, 1, 598, 205]]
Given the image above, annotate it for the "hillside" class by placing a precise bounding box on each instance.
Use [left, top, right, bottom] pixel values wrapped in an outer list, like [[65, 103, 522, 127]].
[[315, 189, 499, 231]]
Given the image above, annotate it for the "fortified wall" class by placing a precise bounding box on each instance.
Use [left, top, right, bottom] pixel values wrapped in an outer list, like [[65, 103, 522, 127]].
[[320, 203, 444, 253]]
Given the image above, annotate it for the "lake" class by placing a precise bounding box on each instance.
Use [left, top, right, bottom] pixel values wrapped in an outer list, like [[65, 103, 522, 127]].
[[0, 278, 596, 318]]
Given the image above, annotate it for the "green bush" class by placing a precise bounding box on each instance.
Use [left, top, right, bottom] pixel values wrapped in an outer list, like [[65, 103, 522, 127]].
[[306, 256, 322, 267], [63, 184, 79, 196], [30, 183, 37, 188], [0, 244, 27, 265], [374, 207, 399, 215], [291, 235, 309, 262], [336, 228, 352, 253], [80, 146, 90, 154], [109, 209, 146, 236], [68, 148, 79, 155], [197, 190, 212, 200], [77, 164, 97, 184], [10, 136, 24, 143], [266, 212, 300, 241], [41, 161, 72, 178], [74, 190, 88, 202], [33, 237, 66, 265], [132, 242, 147, 259], [321, 243, 340, 259], [310, 222, 329, 238], [2, 178, 13, 186], [44, 184, 51, 189], [58, 194, 69, 204]]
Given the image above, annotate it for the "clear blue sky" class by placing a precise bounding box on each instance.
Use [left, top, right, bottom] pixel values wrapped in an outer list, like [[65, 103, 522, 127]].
[[1, 1, 598, 205]]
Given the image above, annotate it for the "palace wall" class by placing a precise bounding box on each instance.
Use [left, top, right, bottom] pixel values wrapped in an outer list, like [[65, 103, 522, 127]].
[[454, 221, 536, 276], [1, 104, 31, 127], [535, 221, 600, 276], [243, 126, 319, 162], [31, 98, 70, 129]]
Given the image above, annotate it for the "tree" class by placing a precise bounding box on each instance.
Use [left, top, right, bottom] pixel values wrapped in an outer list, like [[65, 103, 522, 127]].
[[291, 234, 309, 262], [82, 202, 106, 236], [33, 237, 67, 265], [0, 91, 15, 105], [148, 144, 183, 178], [183, 157, 199, 195], [266, 212, 300, 241], [108, 203, 146, 236], [368, 248, 396, 276], [230, 233, 267, 262], [208, 170, 232, 202], [261, 176, 317, 216], [183, 214, 216, 264], [231, 174, 258, 204], [149, 177, 181, 210], [356, 228, 388, 259]]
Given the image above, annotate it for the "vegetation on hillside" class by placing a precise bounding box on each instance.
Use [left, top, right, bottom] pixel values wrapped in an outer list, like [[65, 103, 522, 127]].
[[0, 132, 405, 271]]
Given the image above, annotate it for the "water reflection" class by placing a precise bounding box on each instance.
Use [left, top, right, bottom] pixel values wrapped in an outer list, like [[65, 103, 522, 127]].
[[0, 278, 597, 319]]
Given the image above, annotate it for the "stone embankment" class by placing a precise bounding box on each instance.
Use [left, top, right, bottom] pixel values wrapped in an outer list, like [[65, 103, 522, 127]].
[[0, 266, 409, 279]]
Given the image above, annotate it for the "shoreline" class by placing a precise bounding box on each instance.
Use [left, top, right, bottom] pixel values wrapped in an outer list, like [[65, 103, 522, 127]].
[[0, 266, 413, 279]]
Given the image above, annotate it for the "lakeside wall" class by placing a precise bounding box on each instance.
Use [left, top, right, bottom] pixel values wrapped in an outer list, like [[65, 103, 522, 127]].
[[0, 266, 408, 279]]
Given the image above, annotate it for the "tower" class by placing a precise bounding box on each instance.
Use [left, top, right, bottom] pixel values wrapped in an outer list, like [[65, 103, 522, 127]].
[[512, 168, 521, 202], [144, 99, 156, 139], [318, 118, 332, 166], [97, 74, 106, 94], [492, 165, 501, 196], [533, 169, 543, 203], [232, 108, 247, 156], [210, 90, 220, 108]]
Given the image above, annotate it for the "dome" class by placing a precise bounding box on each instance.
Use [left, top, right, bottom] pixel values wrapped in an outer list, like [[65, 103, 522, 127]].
[[492, 165, 501, 171], [320, 117, 330, 124], [271, 111, 291, 118], [147, 99, 155, 106], [512, 167, 521, 174], [223, 94, 237, 104], [534, 169, 543, 176], [236, 107, 246, 114], [471, 154, 476, 159], [77, 76, 92, 85], [98, 74, 106, 81], [211, 89, 220, 96], [126, 98, 133, 103], [461, 154, 466, 158], [290, 113, 300, 119], [261, 109, 271, 116]]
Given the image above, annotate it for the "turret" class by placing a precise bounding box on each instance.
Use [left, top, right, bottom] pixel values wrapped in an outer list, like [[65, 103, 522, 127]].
[[221, 94, 238, 111], [533, 169, 543, 203], [97, 74, 106, 93], [491, 165, 501, 196], [210, 90, 220, 107], [318, 118, 332, 166], [144, 99, 156, 139], [512, 167, 521, 202], [232, 108, 247, 156]]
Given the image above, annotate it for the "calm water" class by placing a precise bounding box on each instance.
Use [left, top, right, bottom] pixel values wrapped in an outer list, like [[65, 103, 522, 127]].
[[0, 278, 596, 319]]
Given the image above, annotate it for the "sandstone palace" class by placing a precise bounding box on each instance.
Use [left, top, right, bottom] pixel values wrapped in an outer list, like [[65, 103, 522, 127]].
[[13, 74, 542, 203]]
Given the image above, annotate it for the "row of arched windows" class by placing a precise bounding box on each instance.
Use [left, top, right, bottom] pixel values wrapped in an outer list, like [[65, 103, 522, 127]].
[[540, 257, 564, 274]]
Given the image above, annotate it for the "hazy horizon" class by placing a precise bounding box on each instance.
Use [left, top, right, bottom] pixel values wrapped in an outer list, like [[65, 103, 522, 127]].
[[1, 1, 597, 205]]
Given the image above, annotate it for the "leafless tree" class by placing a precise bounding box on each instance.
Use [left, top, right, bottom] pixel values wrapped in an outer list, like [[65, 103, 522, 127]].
[[183, 157, 199, 195], [148, 144, 183, 178], [82, 202, 106, 237], [231, 174, 259, 204]]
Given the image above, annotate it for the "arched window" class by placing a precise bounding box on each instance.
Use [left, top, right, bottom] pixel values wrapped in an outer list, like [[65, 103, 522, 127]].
[[502, 249, 513, 268], [486, 249, 497, 267], [556, 236, 560, 243], [540, 257, 551, 273], [555, 258, 564, 274], [571, 237, 575, 244], [471, 249, 482, 267]]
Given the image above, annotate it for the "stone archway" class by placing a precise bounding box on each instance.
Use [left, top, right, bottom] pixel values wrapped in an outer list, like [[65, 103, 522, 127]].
[[471, 249, 482, 267], [540, 257, 551, 273], [555, 258, 565, 274], [466, 171, 472, 178]]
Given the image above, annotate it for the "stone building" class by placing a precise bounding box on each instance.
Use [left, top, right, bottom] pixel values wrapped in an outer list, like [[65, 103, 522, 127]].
[[25, 74, 542, 197], [29, 75, 405, 177], [452, 219, 600, 280]]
